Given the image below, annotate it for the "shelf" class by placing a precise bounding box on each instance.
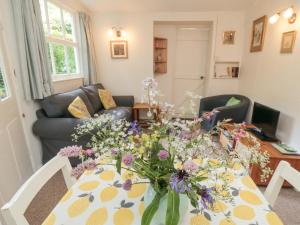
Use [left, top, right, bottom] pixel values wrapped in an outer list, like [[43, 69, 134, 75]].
[[154, 37, 168, 74]]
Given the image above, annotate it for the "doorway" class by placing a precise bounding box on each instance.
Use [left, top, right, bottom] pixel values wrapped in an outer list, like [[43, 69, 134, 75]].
[[154, 21, 213, 118]]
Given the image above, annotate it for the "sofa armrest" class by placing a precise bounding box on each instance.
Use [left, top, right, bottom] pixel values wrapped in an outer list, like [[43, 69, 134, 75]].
[[113, 96, 134, 107], [32, 118, 85, 140]]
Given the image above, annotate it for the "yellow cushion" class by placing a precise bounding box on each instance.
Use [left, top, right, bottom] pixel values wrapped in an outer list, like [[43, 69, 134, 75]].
[[98, 89, 117, 109], [68, 96, 91, 119]]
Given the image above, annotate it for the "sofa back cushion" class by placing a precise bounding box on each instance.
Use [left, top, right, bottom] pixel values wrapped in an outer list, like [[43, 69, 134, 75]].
[[80, 83, 105, 113], [41, 89, 94, 118]]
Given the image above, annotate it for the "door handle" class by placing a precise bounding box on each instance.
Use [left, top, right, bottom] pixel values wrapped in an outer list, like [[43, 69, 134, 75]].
[[200, 76, 205, 80]]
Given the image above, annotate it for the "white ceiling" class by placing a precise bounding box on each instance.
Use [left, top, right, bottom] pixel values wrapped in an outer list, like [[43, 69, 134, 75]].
[[79, 0, 253, 13]]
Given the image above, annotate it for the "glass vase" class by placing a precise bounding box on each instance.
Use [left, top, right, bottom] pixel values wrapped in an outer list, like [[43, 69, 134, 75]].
[[144, 185, 189, 225]]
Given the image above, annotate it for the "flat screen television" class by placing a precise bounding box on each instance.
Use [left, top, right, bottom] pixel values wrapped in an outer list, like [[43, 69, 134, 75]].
[[251, 102, 280, 138]]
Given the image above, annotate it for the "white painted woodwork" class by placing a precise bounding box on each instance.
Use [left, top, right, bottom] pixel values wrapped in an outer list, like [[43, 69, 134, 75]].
[[173, 26, 210, 116], [0, 24, 33, 224], [1, 156, 75, 225], [264, 160, 300, 207]]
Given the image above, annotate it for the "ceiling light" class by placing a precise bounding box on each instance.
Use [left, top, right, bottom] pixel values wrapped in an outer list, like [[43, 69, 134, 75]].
[[283, 7, 294, 19], [269, 13, 280, 24]]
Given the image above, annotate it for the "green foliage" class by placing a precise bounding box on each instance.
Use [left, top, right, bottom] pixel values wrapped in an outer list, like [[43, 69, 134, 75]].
[[0, 67, 7, 99], [141, 193, 162, 225], [166, 190, 180, 225]]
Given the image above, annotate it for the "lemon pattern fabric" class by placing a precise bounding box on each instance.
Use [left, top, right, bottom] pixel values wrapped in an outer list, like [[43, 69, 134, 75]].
[[68, 96, 91, 119], [98, 89, 117, 109], [42, 164, 283, 225]]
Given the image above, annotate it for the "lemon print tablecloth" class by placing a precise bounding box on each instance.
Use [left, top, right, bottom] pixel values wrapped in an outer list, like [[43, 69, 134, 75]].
[[42, 164, 283, 225]]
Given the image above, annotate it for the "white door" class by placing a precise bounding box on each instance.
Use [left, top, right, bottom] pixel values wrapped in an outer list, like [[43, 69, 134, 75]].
[[0, 24, 33, 216], [173, 26, 210, 117]]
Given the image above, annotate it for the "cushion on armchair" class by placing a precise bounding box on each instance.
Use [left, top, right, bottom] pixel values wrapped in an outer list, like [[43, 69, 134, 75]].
[[225, 97, 241, 106], [80, 83, 105, 113]]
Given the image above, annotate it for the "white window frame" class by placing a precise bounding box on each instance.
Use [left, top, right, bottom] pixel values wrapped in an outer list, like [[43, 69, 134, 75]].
[[0, 24, 10, 102], [40, 0, 82, 81]]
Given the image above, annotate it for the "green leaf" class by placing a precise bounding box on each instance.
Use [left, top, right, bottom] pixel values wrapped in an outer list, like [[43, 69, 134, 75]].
[[141, 193, 161, 225], [165, 190, 180, 225]]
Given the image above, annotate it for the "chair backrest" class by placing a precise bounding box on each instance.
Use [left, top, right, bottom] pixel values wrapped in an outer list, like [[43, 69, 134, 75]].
[[264, 160, 300, 207], [1, 156, 75, 225]]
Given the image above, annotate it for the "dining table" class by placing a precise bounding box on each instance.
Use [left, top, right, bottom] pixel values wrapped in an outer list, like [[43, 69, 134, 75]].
[[42, 159, 284, 225]]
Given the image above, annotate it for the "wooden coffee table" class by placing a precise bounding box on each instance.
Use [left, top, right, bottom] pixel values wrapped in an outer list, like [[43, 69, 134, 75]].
[[133, 103, 160, 123]]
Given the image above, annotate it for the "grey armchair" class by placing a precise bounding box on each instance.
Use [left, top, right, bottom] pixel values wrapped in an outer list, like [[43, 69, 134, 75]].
[[199, 94, 250, 131]]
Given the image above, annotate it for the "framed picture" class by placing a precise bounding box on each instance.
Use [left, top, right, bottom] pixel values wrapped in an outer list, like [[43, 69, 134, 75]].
[[250, 16, 267, 52], [110, 40, 128, 59], [223, 31, 236, 44], [281, 31, 297, 53]]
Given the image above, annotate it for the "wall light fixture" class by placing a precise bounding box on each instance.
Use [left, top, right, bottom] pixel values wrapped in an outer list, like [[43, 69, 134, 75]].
[[108, 26, 127, 38], [269, 6, 297, 24]]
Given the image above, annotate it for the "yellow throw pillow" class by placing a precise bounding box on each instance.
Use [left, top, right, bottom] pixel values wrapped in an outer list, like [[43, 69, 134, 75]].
[[68, 96, 91, 119], [98, 89, 117, 109]]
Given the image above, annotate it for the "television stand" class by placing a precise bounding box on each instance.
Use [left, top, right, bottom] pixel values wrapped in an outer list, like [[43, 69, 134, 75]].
[[246, 128, 279, 142]]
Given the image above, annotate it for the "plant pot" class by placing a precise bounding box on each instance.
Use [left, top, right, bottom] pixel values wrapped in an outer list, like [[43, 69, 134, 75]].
[[144, 185, 189, 225]]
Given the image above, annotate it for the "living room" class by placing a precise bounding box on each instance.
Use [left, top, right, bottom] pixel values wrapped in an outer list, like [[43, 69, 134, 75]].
[[0, 0, 299, 225]]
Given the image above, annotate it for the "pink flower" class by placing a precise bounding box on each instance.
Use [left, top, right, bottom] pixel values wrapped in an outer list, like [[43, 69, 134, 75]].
[[111, 148, 120, 156], [70, 159, 97, 179], [122, 154, 134, 166], [183, 160, 198, 173], [59, 145, 82, 157], [157, 150, 169, 161], [122, 179, 132, 191], [85, 149, 93, 157]]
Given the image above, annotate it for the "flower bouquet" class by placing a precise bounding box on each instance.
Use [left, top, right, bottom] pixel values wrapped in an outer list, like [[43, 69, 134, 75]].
[[59, 78, 272, 225]]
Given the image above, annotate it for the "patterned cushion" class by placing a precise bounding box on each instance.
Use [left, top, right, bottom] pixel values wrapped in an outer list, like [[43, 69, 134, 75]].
[[98, 89, 117, 110], [68, 96, 91, 119]]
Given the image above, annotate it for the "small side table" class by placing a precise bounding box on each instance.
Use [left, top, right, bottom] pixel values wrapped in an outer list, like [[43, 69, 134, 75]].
[[133, 103, 160, 123]]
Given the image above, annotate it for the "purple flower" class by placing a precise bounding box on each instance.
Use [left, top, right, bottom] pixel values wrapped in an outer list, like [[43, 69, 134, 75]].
[[122, 154, 134, 167], [128, 121, 140, 135], [169, 170, 190, 193], [111, 148, 120, 156], [59, 145, 82, 157], [122, 179, 132, 191], [85, 149, 93, 157], [157, 150, 169, 161], [183, 160, 198, 173], [197, 187, 215, 209]]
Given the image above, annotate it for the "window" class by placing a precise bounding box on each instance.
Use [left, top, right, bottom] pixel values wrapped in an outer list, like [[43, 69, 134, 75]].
[[0, 55, 9, 100], [39, 0, 80, 80]]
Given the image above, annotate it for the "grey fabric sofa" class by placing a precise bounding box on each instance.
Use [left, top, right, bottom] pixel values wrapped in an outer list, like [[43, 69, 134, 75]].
[[33, 83, 134, 165], [199, 94, 250, 131]]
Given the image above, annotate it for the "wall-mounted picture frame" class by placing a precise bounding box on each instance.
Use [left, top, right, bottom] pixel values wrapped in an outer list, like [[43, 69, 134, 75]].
[[223, 31, 236, 44], [281, 31, 297, 53], [110, 40, 128, 59], [250, 16, 267, 52]]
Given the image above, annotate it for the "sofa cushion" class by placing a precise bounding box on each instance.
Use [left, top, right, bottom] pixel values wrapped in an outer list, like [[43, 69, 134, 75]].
[[68, 96, 92, 119], [80, 83, 105, 113], [41, 89, 94, 118], [100, 107, 132, 121]]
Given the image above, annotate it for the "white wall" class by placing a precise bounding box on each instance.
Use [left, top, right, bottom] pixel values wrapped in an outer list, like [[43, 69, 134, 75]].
[[240, 0, 300, 148], [92, 11, 245, 101]]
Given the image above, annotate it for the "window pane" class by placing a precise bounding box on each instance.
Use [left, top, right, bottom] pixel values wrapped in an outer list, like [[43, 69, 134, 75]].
[[63, 10, 75, 41], [52, 43, 67, 74], [47, 2, 63, 38], [0, 66, 8, 100], [47, 43, 53, 74], [39, 0, 48, 33], [67, 46, 77, 73]]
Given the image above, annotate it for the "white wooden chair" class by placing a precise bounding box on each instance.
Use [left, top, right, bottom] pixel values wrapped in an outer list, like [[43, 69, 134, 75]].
[[1, 155, 75, 225], [264, 160, 300, 207]]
